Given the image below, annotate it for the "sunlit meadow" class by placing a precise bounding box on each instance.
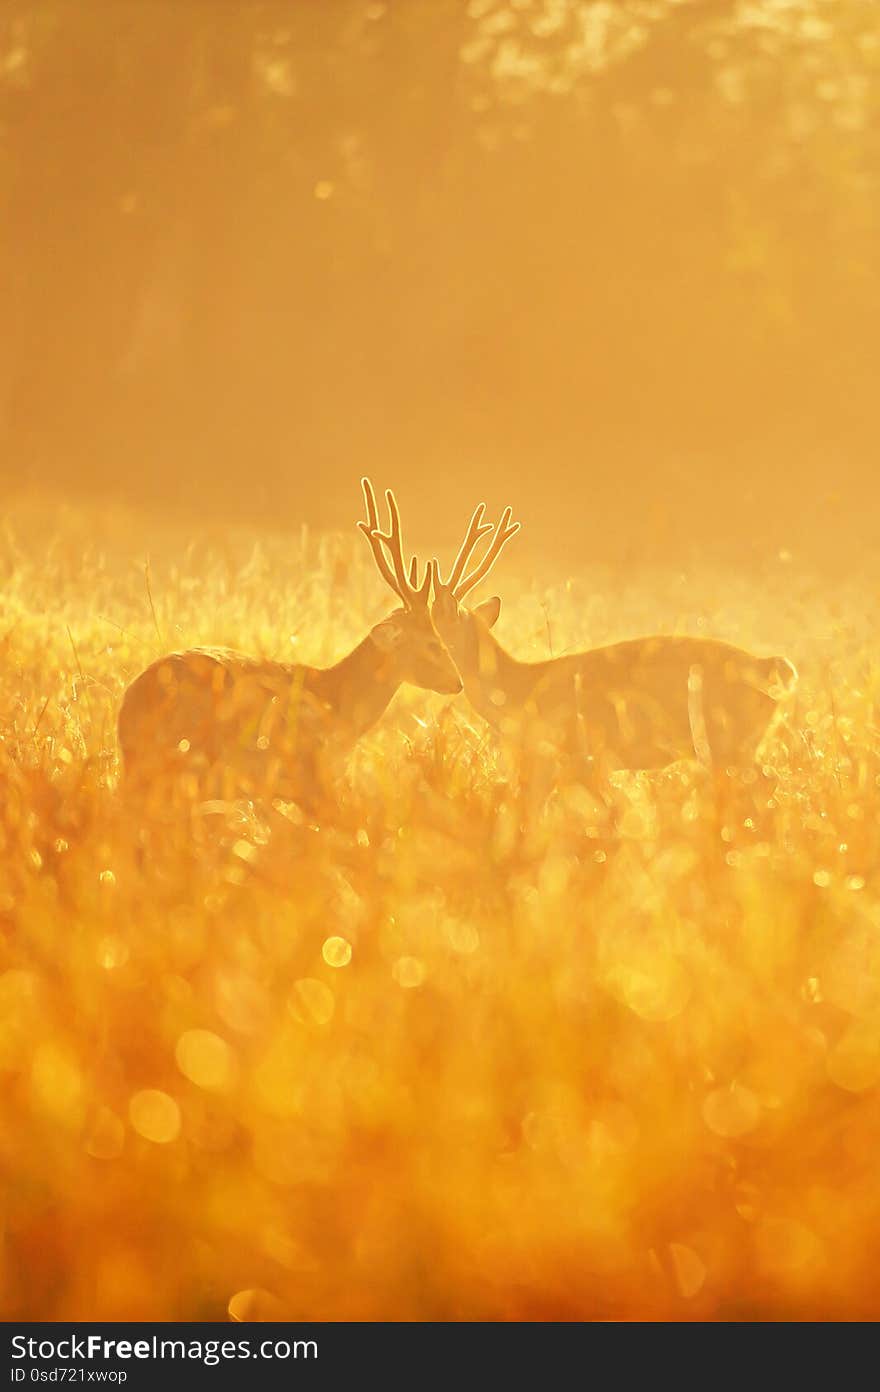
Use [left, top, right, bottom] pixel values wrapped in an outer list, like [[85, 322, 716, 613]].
[[3, 500, 880, 1321]]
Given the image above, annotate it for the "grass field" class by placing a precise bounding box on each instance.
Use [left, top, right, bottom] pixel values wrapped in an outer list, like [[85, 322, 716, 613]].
[[2, 498, 880, 1321]]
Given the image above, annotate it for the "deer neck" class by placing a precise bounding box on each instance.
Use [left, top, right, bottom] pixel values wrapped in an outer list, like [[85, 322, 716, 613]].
[[460, 622, 542, 727], [308, 634, 401, 740]]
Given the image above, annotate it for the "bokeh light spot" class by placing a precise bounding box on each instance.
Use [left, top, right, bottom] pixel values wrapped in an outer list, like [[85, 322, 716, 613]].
[[702, 1083, 761, 1138], [826, 1023, 880, 1093], [755, 1219, 823, 1277], [393, 956, 427, 989], [175, 1029, 236, 1091], [128, 1089, 181, 1144], [322, 936, 352, 968], [228, 1287, 288, 1322]]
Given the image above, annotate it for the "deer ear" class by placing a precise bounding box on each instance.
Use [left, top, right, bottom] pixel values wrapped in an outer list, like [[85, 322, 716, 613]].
[[472, 596, 501, 628], [370, 617, 405, 652]]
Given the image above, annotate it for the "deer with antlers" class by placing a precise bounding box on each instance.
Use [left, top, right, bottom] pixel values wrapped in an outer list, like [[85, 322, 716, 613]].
[[430, 505, 797, 784], [117, 480, 461, 805]]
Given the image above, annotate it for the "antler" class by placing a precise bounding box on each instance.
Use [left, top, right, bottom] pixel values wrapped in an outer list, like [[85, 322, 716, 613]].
[[437, 503, 494, 593], [434, 503, 521, 601], [358, 477, 431, 609]]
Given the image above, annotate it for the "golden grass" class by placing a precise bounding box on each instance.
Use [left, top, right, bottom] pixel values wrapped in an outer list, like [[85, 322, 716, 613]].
[[2, 499, 880, 1321]]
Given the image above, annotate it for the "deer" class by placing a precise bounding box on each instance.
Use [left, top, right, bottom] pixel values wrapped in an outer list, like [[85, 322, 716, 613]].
[[117, 479, 462, 807], [430, 504, 797, 794]]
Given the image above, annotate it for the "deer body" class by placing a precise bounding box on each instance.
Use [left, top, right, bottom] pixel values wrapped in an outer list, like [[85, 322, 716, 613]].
[[119, 639, 414, 802], [431, 504, 797, 774], [436, 611, 796, 769], [118, 482, 461, 804]]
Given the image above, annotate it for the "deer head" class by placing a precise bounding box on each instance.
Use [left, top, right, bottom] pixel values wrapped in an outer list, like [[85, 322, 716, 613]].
[[430, 502, 521, 666], [359, 478, 462, 695]]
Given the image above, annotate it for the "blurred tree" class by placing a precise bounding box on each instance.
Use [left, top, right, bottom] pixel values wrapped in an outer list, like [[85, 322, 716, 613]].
[[0, 0, 877, 555]]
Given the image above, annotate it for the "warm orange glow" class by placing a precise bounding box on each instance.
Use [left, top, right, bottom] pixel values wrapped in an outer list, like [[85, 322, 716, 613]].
[[3, 0, 880, 1325], [3, 493, 880, 1322]]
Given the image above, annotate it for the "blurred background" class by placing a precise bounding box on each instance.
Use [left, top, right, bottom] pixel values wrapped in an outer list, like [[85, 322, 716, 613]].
[[1, 0, 877, 565]]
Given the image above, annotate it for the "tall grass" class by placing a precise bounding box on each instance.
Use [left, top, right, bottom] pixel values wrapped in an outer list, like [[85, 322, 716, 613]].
[[2, 500, 879, 1320]]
